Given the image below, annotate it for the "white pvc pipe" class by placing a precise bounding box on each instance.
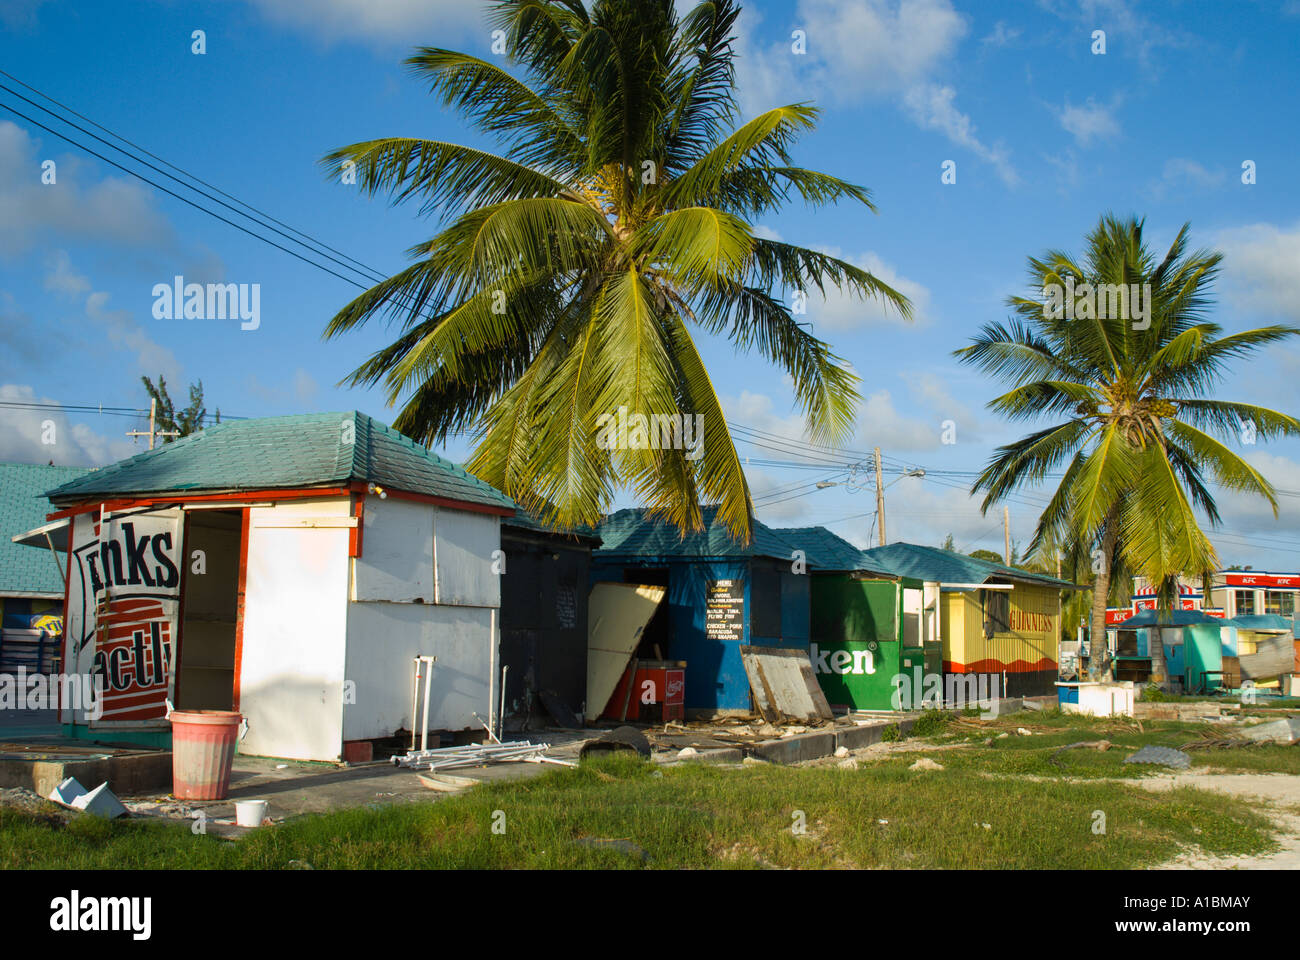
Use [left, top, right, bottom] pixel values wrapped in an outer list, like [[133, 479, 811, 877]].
[[499, 664, 508, 739], [487, 608, 498, 741], [420, 659, 433, 753]]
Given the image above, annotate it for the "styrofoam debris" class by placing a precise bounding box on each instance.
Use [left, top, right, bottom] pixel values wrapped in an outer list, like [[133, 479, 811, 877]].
[[909, 757, 944, 771], [833, 746, 850, 758], [69, 782, 128, 819], [48, 777, 88, 807], [677, 747, 698, 758]]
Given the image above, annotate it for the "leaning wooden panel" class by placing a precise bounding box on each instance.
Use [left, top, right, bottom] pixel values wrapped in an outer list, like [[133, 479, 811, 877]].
[[740, 645, 834, 723]]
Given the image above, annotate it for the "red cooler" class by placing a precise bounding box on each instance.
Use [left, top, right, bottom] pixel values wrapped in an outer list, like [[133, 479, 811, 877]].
[[601, 660, 686, 723]]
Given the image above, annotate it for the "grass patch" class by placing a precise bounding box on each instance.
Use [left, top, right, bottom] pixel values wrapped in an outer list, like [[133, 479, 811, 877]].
[[0, 752, 1278, 870], [909, 708, 1300, 778]]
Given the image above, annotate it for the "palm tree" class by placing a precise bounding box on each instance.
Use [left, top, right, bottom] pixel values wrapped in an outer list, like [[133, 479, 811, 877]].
[[955, 214, 1300, 680], [319, 0, 909, 541]]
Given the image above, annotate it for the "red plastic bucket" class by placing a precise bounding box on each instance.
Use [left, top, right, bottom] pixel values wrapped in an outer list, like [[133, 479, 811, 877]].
[[170, 710, 244, 800]]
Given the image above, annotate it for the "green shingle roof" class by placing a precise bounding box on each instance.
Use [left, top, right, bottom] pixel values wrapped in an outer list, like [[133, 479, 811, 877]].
[[44, 412, 515, 512], [1, 463, 90, 595], [595, 507, 803, 562], [859, 542, 1076, 589], [774, 525, 894, 573]]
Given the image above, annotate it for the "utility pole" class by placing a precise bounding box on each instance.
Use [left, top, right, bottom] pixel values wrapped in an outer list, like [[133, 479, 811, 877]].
[[874, 447, 886, 547], [1003, 506, 1011, 564], [125, 397, 180, 450]]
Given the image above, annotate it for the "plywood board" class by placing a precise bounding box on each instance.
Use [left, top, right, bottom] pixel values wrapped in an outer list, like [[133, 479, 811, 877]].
[[740, 645, 834, 723], [586, 583, 665, 721]]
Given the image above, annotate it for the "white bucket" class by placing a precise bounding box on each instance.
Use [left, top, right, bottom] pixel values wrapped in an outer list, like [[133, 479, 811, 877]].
[[235, 799, 268, 828]]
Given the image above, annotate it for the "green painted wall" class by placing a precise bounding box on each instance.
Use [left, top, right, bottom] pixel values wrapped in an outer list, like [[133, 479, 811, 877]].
[[810, 577, 904, 710]]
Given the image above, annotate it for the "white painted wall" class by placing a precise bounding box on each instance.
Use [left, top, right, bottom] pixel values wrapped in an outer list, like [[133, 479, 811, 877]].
[[342, 496, 502, 742], [434, 509, 500, 607], [353, 496, 434, 602], [239, 499, 351, 761], [343, 602, 495, 740]]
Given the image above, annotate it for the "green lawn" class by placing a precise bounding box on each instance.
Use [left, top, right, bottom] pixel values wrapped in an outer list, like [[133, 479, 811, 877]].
[[0, 744, 1282, 869], [930, 708, 1300, 779]]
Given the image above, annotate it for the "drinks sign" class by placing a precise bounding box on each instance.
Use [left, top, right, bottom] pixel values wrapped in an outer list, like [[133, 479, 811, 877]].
[[66, 509, 183, 727]]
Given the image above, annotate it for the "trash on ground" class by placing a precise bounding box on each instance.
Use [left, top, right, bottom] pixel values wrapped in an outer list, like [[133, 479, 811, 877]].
[[1239, 717, 1300, 744], [579, 725, 651, 759], [417, 772, 480, 793], [48, 777, 87, 807], [1123, 745, 1192, 769], [71, 782, 128, 819], [909, 757, 944, 771], [393, 740, 551, 771]]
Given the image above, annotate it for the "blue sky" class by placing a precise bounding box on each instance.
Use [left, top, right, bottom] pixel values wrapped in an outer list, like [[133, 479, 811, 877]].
[[1, 0, 1299, 567]]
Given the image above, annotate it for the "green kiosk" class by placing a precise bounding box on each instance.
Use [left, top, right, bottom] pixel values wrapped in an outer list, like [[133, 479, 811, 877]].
[[779, 527, 939, 710]]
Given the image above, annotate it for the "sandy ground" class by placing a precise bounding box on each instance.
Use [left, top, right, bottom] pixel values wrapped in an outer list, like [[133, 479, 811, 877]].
[[1138, 771, 1300, 870]]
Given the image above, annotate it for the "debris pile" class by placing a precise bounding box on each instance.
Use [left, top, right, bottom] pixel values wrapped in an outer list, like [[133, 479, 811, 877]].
[[392, 740, 555, 772]]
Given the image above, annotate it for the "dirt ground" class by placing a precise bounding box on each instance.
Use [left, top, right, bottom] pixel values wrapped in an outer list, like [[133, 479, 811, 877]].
[[1139, 771, 1300, 870]]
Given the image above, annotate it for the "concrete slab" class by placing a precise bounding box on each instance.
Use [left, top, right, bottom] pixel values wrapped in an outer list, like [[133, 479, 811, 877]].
[[749, 730, 835, 764], [834, 721, 890, 751], [0, 741, 171, 797]]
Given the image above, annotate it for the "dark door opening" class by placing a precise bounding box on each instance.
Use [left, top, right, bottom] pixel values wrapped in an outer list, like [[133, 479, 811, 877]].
[[624, 567, 670, 659], [175, 509, 242, 710]]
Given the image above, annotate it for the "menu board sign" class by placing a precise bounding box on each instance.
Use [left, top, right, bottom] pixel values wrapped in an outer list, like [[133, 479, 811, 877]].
[[705, 579, 744, 643]]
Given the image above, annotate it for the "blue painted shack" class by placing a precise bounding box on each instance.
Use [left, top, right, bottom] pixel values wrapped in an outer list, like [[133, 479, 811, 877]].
[[591, 508, 808, 714]]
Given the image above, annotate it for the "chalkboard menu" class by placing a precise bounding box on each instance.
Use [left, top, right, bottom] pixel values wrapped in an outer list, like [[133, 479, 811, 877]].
[[705, 579, 744, 643]]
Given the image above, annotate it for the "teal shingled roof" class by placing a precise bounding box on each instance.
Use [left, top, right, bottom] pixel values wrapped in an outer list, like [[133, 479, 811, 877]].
[[775, 526, 894, 574], [1223, 614, 1295, 632], [43, 412, 515, 512], [0, 463, 90, 595], [1114, 609, 1223, 628], [595, 507, 802, 562], [859, 542, 1076, 589]]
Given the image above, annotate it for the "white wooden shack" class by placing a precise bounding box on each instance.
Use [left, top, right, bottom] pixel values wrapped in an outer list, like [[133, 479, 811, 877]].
[[22, 411, 514, 761]]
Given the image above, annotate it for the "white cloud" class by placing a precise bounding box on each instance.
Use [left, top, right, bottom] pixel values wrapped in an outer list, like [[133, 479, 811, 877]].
[[0, 0, 52, 29], [38, 253, 181, 383], [797, 0, 970, 97], [1161, 158, 1223, 189], [42, 250, 91, 299], [0, 122, 175, 257], [1058, 96, 1120, 146], [1038, 0, 1193, 63], [242, 0, 486, 48], [980, 21, 1022, 47], [733, 0, 1016, 185], [245, 368, 320, 407], [0, 383, 137, 466], [1215, 221, 1300, 322], [903, 84, 1018, 185], [803, 248, 930, 330]]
